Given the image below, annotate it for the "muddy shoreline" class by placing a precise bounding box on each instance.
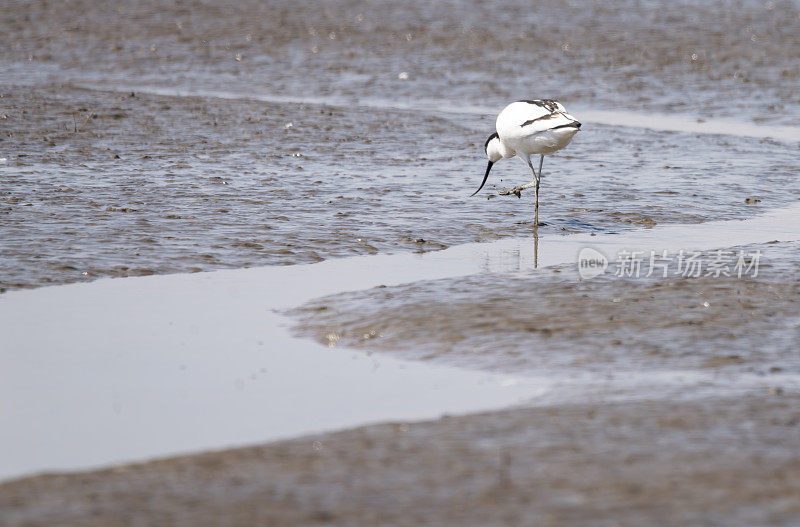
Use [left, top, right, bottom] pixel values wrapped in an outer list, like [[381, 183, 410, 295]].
[[4, 0, 800, 290], [4, 0, 800, 123], [288, 241, 800, 377], [3, 83, 799, 291], [2, 0, 800, 524], [2, 391, 798, 526]]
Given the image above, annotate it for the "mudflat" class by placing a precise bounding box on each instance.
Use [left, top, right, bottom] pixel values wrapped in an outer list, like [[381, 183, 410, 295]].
[[2, 0, 799, 524], [2, 392, 798, 526]]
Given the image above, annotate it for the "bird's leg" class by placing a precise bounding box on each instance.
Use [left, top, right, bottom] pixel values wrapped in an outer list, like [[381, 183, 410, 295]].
[[535, 154, 544, 227], [502, 155, 543, 226], [499, 154, 538, 198], [498, 180, 536, 198]]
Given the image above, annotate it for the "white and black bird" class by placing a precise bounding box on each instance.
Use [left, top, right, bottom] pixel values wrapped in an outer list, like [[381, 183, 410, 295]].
[[472, 99, 581, 227]]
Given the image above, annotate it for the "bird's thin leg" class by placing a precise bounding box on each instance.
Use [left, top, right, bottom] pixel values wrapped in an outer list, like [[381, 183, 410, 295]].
[[535, 154, 544, 227], [521, 155, 541, 226], [499, 155, 543, 225], [499, 154, 537, 198]]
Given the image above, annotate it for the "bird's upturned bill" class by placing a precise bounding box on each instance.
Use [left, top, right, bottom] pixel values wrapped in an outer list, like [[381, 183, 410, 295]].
[[471, 161, 494, 197]]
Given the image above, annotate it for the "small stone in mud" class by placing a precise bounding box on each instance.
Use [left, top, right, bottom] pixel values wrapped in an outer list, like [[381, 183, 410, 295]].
[[361, 330, 380, 340], [744, 198, 761, 204], [705, 355, 745, 367]]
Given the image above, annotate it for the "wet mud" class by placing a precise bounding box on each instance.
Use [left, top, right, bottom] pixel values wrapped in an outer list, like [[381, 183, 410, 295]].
[[288, 241, 800, 377], [3, 0, 800, 123], [2, 0, 800, 524], [2, 84, 799, 290], [2, 391, 798, 526], [3, 0, 800, 289]]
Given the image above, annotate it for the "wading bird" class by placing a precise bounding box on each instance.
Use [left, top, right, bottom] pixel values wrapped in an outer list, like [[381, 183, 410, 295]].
[[472, 100, 581, 227]]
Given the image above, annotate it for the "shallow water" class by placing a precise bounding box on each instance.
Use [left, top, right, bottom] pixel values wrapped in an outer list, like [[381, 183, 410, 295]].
[[4, 0, 800, 123], [0, 272, 547, 482], [290, 240, 800, 377], [283, 202, 800, 376], [2, 83, 800, 290], [73, 84, 800, 143], [2, 202, 799, 480], [3, 0, 800, 495], [4, 0, 800, 290]]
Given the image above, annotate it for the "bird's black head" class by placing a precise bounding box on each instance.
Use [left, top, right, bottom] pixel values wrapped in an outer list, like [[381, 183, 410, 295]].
[[484, 132, 499, 154], [472, 133, 501, 197]]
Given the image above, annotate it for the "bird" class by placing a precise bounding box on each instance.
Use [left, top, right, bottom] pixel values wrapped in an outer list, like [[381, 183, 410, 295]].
[[471, 99, 581, 227]]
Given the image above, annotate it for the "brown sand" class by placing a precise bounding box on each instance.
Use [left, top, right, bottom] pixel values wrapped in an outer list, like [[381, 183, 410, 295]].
[[2, 392, 798, 526], [289, 242, 800, 376]]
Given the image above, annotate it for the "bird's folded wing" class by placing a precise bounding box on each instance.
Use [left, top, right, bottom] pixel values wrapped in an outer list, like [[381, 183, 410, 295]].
[[519, 110, 576, 134], [498, 100, 576, 135]]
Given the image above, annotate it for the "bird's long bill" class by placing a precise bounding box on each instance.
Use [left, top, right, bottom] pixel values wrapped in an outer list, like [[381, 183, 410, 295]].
[[470, 161, 494, 197]]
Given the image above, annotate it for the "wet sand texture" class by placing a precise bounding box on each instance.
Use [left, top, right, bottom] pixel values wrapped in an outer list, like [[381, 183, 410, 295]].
[[3, 0, 800, 122], [4, 0, 800, 289], [2, 0, 800, 525], [288, 242, 800, 376], [2, 393, 798, 527], [2, 85, 800, 290]]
